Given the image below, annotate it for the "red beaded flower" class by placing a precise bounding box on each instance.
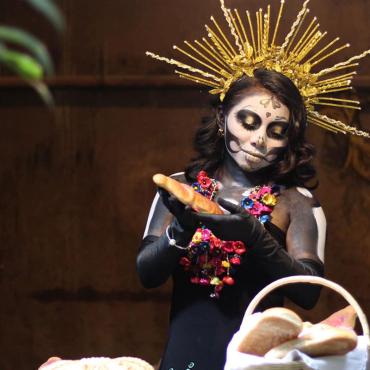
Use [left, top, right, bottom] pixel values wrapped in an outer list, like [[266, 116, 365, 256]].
[[182, 171, 279, 298]]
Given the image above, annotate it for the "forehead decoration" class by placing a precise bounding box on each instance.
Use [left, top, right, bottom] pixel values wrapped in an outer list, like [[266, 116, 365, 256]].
[[146, 0, 370, 137]]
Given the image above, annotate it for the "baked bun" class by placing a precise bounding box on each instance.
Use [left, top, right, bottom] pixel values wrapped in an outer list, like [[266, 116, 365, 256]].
[[40, 356, 154, 370], [265, 323, 358, 359], [319, 305, 357, 329], [237, 307, 303, 356], [153, 173, 223, 214]]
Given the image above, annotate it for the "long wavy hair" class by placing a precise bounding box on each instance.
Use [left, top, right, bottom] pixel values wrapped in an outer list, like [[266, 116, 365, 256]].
[[185, 68, 317, 188]]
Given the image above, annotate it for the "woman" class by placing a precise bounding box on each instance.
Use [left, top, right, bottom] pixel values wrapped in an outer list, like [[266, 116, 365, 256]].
[[137, 69, 326, 370]]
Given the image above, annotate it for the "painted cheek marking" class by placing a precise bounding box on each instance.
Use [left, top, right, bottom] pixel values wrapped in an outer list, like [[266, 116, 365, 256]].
[[229, 140, 240, 152]]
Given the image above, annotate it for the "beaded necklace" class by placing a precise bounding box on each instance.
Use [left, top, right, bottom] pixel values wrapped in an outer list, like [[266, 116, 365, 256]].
[[179, 170, 279, 298]]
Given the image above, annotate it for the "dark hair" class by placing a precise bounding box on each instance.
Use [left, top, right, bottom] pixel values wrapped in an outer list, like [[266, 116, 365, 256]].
[[185, 68, 317, 188]]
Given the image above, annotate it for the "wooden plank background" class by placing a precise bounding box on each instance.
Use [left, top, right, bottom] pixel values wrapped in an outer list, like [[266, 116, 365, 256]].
[[0, 1, 369, 369]]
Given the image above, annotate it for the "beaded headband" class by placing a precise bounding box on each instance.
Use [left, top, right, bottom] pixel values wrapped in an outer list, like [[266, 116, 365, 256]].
[[146, 0, 370, 137]]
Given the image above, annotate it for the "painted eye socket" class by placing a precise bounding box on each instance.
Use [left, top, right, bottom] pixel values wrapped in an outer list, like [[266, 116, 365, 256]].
[[236, 110, 261, 129], [267, 122, 289, 140]]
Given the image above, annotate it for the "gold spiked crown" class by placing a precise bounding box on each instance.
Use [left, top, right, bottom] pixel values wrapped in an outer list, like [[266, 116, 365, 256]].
[[146, 0, 370, 137]]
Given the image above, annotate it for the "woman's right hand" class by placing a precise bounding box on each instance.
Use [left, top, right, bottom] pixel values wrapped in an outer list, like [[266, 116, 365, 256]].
[[158, 188, 199, 240]]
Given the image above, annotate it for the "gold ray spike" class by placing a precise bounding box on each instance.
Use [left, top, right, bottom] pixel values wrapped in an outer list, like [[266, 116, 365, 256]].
[[146, 0, 370, 137], [308, 114, 348, 133], [310, 111, 370, 137], [306, 37, 339, 64], [234, 8, 250, 47], [316, 79, 354, 90], [184, 40, 227, 72], [296, 31, 324, 62], [281, 0, 310, 54], [256, 10, 261, 55], [316, 97, 360, 104], [315, 72, 357, 86], [307, 115, 346, 133], [195, 39, 231, 70], [210, 16, 237, 56], [313, 101, 361, 110], [175, 70, 220, 88], [228, 9, 245, 55], [317, 80, 352, 92], [173, 44, 225, 76], [286, 8, 310, 54], [291, 18, 318, 56], [262, 7, 270, 54], [201, 36, 231, 66], [311, 44, 350, 68], [258, 9, 263, 55], [316, 63, 359, 76], [316, 86, 353, 95], [219, 0, 244, 54], [219, 0, 242, 53], [206, 25, 234, 60], [145, 52, 221, 82], [318, 50, 370, 76], [246, 10, 257, 55], [271, 0, 285, 47], [297, 30, 325, 63], [290, 26, 320, 63]]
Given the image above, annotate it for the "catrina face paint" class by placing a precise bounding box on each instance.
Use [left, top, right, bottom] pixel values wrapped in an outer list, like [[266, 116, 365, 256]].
[[224, 90, 290, 172]]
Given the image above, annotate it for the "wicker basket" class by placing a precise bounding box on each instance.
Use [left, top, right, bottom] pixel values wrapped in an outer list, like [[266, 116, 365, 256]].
[[224, 275, 370, 370]]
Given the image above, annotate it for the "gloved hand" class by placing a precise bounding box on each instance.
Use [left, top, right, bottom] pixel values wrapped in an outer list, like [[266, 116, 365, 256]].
[[192, 197, 324, 309], [158, 188, 199, 244], [191, 197, 266, 247]]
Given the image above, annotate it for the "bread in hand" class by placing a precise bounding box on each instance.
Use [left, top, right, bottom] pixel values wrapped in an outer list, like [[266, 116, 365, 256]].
[[153, 173, 223, 214]]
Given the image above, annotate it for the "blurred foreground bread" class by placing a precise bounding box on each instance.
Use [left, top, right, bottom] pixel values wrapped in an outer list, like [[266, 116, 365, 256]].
[[265, 323, 358, 359], [153, 173, 223, 214], [40, 356, 154, 370], [237, 307, 303, 356]]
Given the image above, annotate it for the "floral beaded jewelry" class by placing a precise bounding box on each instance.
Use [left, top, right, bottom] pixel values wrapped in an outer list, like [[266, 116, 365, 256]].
[[179, 171, 279, 298]]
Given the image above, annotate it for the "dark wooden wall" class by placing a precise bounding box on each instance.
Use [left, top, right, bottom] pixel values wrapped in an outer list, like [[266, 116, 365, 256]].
[[0, 1, 369, 369]]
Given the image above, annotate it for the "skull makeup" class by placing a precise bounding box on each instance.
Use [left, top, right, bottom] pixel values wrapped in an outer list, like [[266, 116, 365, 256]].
[[224, 90, 290, 172]]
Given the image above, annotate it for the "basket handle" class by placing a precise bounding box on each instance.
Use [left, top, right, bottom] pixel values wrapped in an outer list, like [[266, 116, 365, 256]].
[[244, 275, 370, 344]]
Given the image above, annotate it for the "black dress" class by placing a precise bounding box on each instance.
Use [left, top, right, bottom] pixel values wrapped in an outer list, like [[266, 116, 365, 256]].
[[158, 224, 289, 370]]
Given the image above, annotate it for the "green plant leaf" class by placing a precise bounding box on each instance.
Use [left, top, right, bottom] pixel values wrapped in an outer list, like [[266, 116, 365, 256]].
[[30, 80, 54, 106], [0, 47, 44, 80], [26, 0, 65, 32], [0, 26, 53, 75]]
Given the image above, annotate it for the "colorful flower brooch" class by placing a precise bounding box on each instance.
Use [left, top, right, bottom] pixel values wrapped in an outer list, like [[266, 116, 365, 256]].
[[181, 171, 279, 298]]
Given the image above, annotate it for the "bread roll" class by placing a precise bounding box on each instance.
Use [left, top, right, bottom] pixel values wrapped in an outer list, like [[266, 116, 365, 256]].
[[237, 307, 303, 356], [319, 305, 357, 329], [265, 323, 358, 359], [153, 173, 223, 214], [40, 356, 154, 370]]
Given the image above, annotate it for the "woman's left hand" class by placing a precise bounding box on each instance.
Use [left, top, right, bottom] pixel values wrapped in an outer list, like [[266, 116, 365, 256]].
[[192, 198, 265, 245]]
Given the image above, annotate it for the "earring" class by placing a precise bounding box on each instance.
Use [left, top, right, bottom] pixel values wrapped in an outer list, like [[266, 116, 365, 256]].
[[218, 128, 224, 137]]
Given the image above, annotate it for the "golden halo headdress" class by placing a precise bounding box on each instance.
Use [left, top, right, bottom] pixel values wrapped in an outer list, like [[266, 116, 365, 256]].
[[146, 0, 370, 137]]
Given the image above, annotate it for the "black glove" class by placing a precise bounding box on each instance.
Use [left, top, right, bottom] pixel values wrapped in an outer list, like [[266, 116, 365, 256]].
[[192, 197, 324, 309], [158, 188, 199, 245], [190, 197, 265, 246]]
